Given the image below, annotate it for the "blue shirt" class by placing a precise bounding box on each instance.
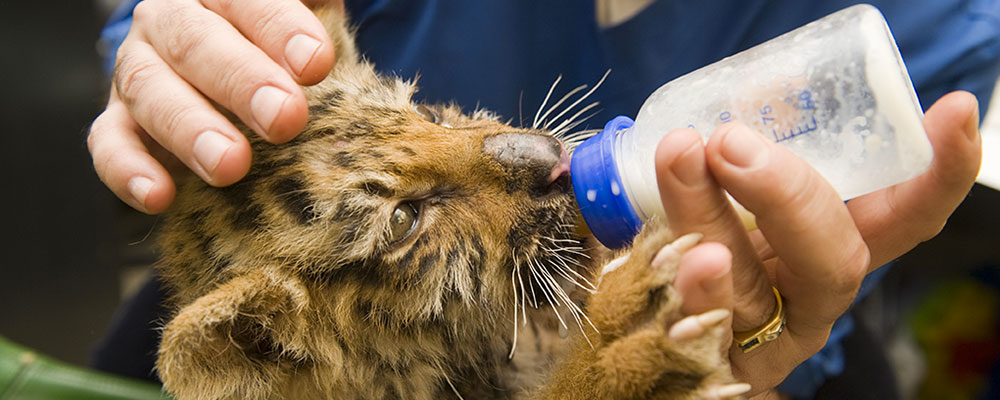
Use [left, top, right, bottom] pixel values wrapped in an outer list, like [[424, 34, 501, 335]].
[[341, 0, 1000, 121], [101, 0, 1000, 397]]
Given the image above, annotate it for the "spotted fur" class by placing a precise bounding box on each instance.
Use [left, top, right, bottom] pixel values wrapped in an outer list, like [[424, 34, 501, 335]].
[[154, 7, 740, 400]]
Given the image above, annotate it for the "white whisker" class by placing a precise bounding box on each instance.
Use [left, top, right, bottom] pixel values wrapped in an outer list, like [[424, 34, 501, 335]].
[[514, 251, 529, 325], [543, 236, 583, 245], [549, 258, 597, 293], [529, 258, 569, 330], [536, 84, 588, 129], [543, 70, 610, 130], [536, 260, 597, 348], [552, 111, 602, 140], [533, 75, 562, 129], [509, 264, 520, 359], [434, 359, 466, 400], [550, 102, 600, 136], [562, 128, 602, 139], [518, 90, 525, 128]]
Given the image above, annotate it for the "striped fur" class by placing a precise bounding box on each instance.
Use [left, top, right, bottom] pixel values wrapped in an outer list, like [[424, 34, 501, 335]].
[[154, 7, 739, 400]]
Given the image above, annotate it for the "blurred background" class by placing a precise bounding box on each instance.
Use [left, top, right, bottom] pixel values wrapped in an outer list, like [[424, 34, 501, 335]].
[[1, 0, 120, 364], [0, 0, 998, 398]]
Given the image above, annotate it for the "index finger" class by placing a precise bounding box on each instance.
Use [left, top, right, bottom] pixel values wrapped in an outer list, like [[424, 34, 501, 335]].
[[848, 91, 982, 268], [200, 0, 337, 84], [705, 123, 870, 336], [654, 128, 776, 331]]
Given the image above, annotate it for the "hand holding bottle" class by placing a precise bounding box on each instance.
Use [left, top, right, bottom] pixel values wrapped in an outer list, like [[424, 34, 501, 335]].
[[663, 90, 981, 397]]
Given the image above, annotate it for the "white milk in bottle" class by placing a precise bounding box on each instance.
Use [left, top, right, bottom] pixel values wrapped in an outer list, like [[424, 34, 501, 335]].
[[570, 4, 932, 248]]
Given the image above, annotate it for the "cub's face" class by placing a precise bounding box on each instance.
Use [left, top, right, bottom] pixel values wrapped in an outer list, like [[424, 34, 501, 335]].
[[154, 10, 605, 399], [281, 75, 586, 321], [158, 62, 592, 335]]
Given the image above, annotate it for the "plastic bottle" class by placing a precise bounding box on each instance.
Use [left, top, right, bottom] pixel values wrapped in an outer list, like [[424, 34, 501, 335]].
[[570, 4, 933, 249]]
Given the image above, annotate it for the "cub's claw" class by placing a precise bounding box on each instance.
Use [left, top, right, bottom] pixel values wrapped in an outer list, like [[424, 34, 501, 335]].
[[600, 254, 630, 277], [667, 308, 731, 342], [648, 232, 704, 287], [650, 233, 703, 270], [703, 382, 752, 399]]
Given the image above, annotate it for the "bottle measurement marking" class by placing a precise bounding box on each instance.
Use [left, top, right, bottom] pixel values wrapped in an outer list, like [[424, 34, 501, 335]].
[[769, 89, 818, 143], [689, 90, 820, 143], [771, 115, 818, 143]]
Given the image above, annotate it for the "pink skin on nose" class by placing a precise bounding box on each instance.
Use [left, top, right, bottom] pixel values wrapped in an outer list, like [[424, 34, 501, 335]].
[[548, 146, 571, 184]]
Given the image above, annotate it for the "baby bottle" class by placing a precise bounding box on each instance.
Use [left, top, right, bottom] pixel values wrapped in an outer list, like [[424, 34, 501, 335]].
[[570, 4, 933, 249]]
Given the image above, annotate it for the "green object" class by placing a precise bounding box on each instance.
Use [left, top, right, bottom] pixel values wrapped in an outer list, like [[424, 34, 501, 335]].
[[0, 336, 171, 400]]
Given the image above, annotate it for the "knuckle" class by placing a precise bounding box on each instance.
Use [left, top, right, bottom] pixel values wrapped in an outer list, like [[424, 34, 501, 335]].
[[86, 111, 131, 184], [839, 241, 871, 290], [130, 0, 156, 26], [86, 130, 107, 177], [90, 142, 119, 184], [212, 51, 289, 112], [820, 239, 870, 309], [152, 102, 202, 152], [114, 53, 161, 105], [919, 220, 947, 242], [797, 336, 828, 362], [214, 58, 257, 106], [86, 112, 108, 151], [159, 6, 213, 65], [212, 0, 238, 14], [249, 2, 292, 42], [885, 188, 947, 244], [95, 147, 123, 181], [698, 196, 738, 228]]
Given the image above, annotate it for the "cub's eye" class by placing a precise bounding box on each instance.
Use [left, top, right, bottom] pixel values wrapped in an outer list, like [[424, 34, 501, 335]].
[[388, 202, 419, 243], [413, 104, 439, 124]]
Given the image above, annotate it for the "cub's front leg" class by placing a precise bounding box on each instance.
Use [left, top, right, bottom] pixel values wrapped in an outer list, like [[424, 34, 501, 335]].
[[538, 221, 748, 400]]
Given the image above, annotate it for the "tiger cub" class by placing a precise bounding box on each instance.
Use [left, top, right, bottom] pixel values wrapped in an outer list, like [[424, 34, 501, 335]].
[[153, 7, 743, 400]]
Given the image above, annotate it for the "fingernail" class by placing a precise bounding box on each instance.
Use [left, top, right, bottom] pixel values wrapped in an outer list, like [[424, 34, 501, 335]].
[[285, 34, 321, 77], [251, 85, 291, 134], [663, 131, 706, 187], [719, 124, 769, 170], [193, 130, 234, 177], [127, 176, 153, 209], [967, 96, 981, 141]]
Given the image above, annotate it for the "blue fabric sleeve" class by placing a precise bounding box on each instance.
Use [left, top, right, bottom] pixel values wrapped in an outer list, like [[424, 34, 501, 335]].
[[887, 0, 1000, 119], [98, 0, 142, 76]]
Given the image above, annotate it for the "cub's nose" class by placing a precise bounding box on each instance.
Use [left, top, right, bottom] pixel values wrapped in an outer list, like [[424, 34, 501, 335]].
[[483, 133, 570, 196]]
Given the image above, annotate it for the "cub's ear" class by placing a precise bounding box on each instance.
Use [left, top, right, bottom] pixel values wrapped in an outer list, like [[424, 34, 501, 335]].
[[157, 270, 314, 400]]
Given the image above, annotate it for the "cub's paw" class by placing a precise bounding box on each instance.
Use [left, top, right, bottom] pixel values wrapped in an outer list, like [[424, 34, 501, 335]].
[[579, 221, 746, 399], [588, 222, 702, 339]]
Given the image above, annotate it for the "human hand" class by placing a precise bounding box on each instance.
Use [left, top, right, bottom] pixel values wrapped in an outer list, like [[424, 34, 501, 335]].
[[88, 0, 343, 213], [659, 90, 982, 398]]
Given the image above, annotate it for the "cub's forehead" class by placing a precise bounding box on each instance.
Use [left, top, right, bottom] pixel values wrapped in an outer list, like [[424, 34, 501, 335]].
[[303, 71, 502, 131], [270, 69, 524, 193], [305, 70, 416, 115]]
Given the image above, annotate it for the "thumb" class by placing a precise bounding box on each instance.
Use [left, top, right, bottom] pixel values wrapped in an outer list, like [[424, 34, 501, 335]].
[[674, 242, 734, 315]]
